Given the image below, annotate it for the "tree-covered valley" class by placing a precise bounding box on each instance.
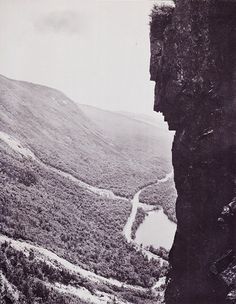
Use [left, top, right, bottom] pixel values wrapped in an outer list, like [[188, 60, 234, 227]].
[[0, 75, 173, 198], [0, 75, 176, 303]]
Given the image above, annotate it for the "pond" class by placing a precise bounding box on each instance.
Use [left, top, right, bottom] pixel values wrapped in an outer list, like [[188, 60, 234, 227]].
[[135, 207, 176, 251]]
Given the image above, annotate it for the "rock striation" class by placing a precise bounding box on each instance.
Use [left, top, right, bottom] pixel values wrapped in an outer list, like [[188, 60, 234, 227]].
[[150, 1, 236, 303]]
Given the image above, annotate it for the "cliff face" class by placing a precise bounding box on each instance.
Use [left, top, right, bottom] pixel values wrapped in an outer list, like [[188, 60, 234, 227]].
[[150, 1, 236, 303]]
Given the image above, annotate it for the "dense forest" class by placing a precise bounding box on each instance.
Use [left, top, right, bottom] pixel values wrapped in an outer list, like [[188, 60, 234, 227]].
[[0, 143, 165, 288], [0, 236, 164, 304], [131, 208, 146, 240], [0, 75, 173, 198], [0, 75, 175, 303], [0, 242, 86, 304], [139, 178, 177, 222]]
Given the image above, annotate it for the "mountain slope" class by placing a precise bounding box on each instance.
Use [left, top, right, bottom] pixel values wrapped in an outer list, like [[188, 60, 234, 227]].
[[0, 74, 173, 197], [0, 129, 164, 304], [0, 75, 173, 303]]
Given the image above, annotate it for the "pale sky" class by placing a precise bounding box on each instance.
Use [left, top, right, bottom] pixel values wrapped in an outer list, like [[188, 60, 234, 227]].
[[0, 0, 173, 115]]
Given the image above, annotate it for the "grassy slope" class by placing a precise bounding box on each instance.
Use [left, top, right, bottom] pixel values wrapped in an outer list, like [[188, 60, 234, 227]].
[[0, 75, 173, 197]]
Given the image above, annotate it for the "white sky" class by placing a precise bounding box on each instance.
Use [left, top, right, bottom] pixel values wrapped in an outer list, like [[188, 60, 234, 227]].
[[0, 0, 173, 115]]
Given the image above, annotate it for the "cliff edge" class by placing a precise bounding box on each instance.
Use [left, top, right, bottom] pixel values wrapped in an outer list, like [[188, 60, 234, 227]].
[[150, 1, 236, 303]]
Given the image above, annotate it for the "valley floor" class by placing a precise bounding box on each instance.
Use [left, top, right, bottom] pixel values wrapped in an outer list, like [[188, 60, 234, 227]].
[[0, 131, 176, 304]]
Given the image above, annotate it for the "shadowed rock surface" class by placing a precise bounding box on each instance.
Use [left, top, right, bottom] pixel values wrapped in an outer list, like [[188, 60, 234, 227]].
[[150, 1, 236, 303]]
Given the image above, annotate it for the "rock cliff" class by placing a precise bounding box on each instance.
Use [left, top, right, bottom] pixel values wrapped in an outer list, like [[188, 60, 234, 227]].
[[150, 1, 236, 303]]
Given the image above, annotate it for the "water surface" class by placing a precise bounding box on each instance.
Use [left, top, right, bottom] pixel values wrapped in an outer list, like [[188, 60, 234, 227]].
[[135, 208, 176, 251]]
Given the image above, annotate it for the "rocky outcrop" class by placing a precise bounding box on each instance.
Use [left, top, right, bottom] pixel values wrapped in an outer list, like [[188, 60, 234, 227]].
[[150, 1, 236, 303]]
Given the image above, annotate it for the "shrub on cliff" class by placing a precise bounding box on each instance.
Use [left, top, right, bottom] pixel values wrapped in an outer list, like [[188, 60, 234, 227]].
[[150, 5, 174, 39]]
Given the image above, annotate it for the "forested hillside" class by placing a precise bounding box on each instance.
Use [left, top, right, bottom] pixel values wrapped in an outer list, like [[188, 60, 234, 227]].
[[139, 177, 177, 222], [0, 142, 165, 287], [0, 75, 173, 198], [0, 75, 174, 303]]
